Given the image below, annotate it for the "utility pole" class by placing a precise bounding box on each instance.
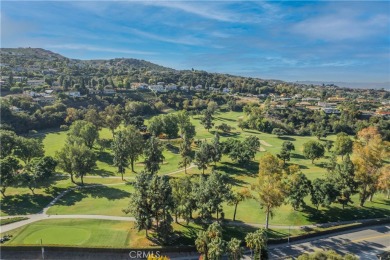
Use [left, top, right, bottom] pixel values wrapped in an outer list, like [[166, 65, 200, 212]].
[[41, 239, 44, 259]]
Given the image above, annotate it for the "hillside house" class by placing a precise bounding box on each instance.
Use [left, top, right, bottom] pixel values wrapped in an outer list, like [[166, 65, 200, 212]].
[[103, 86, 116, 95], [27, 79, 45, 87], [68, 91, 81, 97]]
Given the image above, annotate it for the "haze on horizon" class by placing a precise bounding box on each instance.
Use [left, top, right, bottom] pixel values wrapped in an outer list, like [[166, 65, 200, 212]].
[[1, 1, 390, 88]]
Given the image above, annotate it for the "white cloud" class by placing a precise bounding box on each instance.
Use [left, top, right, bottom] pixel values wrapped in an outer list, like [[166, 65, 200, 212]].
[[46, 44, 156, 55], [292, 10, 389, 41], [141, 1, 237, 22], [125, 27, 206, 46]]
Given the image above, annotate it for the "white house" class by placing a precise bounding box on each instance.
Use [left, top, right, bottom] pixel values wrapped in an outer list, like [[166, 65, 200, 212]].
[[222, 88, 231, 93], [149, 85, 165, 92], [68, 91, 81, 97], [165, 84, 177, 91], [27, 79, 45, 86], [103, 86, 116, 95]]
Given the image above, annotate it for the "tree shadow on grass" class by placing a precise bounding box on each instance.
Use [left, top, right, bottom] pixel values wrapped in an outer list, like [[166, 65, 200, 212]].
[[217, 161, 258, 177], [219, 132, 241, 137], [301, 204, 390, 224], [244, 130, 262, 135], [53, 185, 131, 207], [83, 186, 131, 200], [90, 168, 115, 177], [315, 162, 328, 168], [216, 116, 236, 122], [165, 143, 179, 154], [97, 151, 114, 165], [174, 223, 203, 246], [1, 194, 54, 215], [278, 136, 296, 141], [291, 153, 306, 159]]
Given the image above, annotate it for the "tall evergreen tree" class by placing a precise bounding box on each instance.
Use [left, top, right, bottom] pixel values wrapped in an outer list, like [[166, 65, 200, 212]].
[[143, 136, 164, 174]]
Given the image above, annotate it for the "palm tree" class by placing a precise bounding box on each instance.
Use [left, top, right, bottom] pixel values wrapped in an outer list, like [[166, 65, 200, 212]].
[[245, 228, 268, 260], [226, 238, 243, 260]]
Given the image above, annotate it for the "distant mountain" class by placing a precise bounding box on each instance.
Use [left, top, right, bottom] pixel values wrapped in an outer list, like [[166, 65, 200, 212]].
[[295, 80, 390, 90], [0, 47, 173, 72]]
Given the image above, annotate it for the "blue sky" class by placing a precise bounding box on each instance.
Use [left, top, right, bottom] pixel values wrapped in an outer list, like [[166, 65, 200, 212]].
[[1, 1, 390, 84]]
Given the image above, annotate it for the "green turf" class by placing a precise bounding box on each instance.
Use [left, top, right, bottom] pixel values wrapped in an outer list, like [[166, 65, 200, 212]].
[[46, 184, 134, 216], [0, 217, 29, 226], [4, 219, 135, 247], [10, 110, 388, 227]]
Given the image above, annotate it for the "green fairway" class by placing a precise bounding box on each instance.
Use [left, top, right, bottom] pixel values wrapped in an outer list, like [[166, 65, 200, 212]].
[[2, 218, 304, 248], [4, 219, 136, 247], [12, 109, 388, 227], [47, 184, 134, 216]]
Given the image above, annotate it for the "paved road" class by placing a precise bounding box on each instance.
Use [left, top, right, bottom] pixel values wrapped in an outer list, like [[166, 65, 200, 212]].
[[268, 224, 390, 259]]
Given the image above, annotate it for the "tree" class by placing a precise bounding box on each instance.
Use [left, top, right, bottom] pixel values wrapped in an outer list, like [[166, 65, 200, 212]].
[[223, 136, 260, 164], [143, 136, 164, 174], [226, 238, 243, 260], [216, 123, 234, 133], [68, 120, 99, 149], [179, 137, 193, 174], [195, 222, 226, 260], [272, 128, 287, 137], [56, 142, 96, 185], [101, 104, 122, 136], [211, 133, 222, 165], [303, 141, 325, 164], [112, 131, 129, 180], [310, 178, 338, 209], [228, 188, 251, 221], [177, 110, 196, 139], [0, 130, 18, 158], [378, 165, 390, 199], [21, 156, 57, 194], [200, 110, 214, 132], [148, 115, 164, 137], [353, 127, 389, 206], [194, 141, 213, 174], [245, 228, 268, 260], [287, 172, 312, 210], [70, 143, 96, 185], [207, 101, 218, 114], [334, 132, 353, 159], [123, 171, 154, 237], [325, 140, 333, 152], [170, 175, 196, 223], [0, 156, 21, 196], [124, 126, 144, 172], [56, 143, 76, 183], [194, 172, 231, 221], [149, 174, 174, 243], [14, 137, 44, 164], [162, 114, 179, 141], [252, 153, 286, 229], [84, 108, 103, 130], [277, 146, 290, 166], [282, 141, 295, 151], [310, 178, 325, 210], [329, 155, 358, 208]]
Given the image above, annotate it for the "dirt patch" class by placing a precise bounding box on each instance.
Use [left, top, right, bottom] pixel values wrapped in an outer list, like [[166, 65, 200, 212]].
[[260, 140, 272, 147]]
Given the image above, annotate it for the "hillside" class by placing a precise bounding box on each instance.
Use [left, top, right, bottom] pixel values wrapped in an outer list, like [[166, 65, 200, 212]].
[[0, 47, 173, 73]]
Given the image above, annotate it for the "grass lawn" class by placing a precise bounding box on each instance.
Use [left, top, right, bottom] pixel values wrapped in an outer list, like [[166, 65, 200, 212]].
[[1, 218, 305, 248], [0, 176, 126, 216], [21, 110, 388, 227], [47, 184, 134, 216], [2, 219, 147, 248], [0, 217, 29, 226]]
